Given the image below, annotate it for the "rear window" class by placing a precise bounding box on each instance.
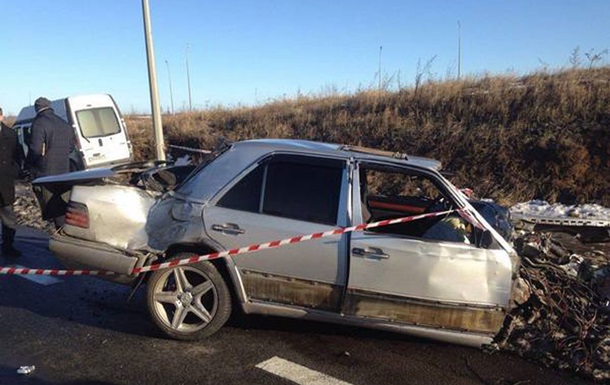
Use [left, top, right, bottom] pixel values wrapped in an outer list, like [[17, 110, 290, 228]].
[[75, 107, 121, 138], [217, 155, 344, 225], [263, 162, 342, 224]]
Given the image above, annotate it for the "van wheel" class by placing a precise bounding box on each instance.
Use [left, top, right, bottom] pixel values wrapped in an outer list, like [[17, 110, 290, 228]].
[[146, 254, 231, 340]]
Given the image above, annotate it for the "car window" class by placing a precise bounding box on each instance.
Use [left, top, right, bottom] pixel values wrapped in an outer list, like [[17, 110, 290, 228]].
[[75, 107, 121, 137], [359, 164, 474, 244], [218, 156, 344, 225], [263, 161, 342, 224], [365, 169, 441, 203], [217, 166, 264, 212], [174, 141, 233, 196]]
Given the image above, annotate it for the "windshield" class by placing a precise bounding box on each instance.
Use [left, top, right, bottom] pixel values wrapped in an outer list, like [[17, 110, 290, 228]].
[[173, 141, 233, 193], [75, 107, 121, 138]]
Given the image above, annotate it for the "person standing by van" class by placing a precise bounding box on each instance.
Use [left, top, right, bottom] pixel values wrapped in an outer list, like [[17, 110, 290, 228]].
[[26, 97, 75, 229], [0, 107, 23, 257]]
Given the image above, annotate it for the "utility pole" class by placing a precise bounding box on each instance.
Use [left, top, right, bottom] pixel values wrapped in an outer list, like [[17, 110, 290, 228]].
[[378, 45, 383, 92], [457, 21, 462, 80], [141, 0, 165, 161], [186, 44, 193, 111], [165, 59, 174, 114]]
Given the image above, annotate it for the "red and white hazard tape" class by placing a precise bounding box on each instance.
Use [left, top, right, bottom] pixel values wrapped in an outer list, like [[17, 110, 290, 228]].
[[1, 210, 456, 276], [0, 266, 116, 277]]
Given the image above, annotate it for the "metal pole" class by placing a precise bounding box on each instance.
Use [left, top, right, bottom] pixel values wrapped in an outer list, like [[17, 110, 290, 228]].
[[457, 21, 461, 80], [142, 0, 165, 160], [378, 45, 383, 92], [186, 44, 193, 112], [165, 59, 174, 114]]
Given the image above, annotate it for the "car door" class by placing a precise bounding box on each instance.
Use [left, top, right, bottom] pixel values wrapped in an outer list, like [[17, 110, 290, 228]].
[[202, 154, 350, 312], [343, 162, 514, 335]]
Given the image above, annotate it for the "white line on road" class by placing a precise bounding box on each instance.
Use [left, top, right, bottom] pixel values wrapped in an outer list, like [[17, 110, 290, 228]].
[[256, 356, 354, 385], [10, 265, 62, 286]]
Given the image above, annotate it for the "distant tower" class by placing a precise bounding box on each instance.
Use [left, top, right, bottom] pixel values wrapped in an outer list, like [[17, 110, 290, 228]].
[[165, 59, 174, 114], [186, 44, 193, 111], [457, 21, 462, 79], [378, 45, 383, 92]]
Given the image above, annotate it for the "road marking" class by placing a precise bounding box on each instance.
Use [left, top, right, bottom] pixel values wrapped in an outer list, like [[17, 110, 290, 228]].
[[256, 356, 353, 385], [10, 265, 62, 286]]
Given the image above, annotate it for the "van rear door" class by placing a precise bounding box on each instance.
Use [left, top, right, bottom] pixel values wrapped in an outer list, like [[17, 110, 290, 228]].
[[67, 94, 132, 169]]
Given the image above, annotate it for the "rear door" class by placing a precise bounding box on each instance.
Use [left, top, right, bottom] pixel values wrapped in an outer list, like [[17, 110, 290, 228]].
[[203, 154, 349, 312], [344, 162, 514, 336], [67, 95, 132, 168]]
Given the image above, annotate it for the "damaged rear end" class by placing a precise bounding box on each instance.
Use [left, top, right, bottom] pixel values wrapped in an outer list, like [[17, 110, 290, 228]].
[[32, 161, 195, 284]]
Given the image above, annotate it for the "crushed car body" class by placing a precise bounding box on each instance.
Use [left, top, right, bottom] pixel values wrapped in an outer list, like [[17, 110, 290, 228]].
[[33, 139, 522, 347]]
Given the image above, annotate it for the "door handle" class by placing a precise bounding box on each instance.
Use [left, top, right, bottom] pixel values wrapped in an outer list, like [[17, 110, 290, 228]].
[[212, 223, 245, 235], [352, 247, 390, 259]]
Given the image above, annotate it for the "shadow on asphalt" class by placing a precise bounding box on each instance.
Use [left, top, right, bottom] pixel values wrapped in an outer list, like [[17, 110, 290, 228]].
[[227, 309, 434, 345], [1, 226, 436, 344], [1, 226, 430, 345], [0, 226, 159, 338]]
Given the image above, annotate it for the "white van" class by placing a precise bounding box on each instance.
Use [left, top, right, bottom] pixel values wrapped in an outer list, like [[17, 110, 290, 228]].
[[13, 93, 133, 171]]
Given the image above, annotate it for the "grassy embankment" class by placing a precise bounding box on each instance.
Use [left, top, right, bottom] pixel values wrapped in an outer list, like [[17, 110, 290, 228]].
[[126, 67, 610, 206]]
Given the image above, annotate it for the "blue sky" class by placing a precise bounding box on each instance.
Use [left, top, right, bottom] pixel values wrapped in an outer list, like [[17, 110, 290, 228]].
[[1, 1, 608, 115]]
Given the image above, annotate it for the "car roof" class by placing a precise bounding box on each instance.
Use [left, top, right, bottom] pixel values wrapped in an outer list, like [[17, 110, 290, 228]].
[[235, 139, 442, 170], [31, 139, 442, 187]]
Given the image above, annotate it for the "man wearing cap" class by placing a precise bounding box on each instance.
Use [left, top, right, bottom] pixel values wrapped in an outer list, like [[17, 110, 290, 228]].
[[0, 107, 23, 257], [26, 97, 75, 229]]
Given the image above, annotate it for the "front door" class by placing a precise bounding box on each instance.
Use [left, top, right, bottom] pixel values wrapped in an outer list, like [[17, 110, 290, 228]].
[[344, 162, 513, 335]]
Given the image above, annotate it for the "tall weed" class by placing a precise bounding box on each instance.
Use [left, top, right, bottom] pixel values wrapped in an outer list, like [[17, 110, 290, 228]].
[[125, 67, 610, 206]]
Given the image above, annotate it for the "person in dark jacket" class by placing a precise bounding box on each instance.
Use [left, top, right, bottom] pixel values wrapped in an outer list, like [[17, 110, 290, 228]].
[[0, 107, 23, 257], [27, 97, 75, 177], [26, 97, 76, 229]]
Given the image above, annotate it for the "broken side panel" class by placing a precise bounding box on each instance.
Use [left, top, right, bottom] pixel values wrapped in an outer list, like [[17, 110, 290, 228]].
[[346, 233, 514, 335]]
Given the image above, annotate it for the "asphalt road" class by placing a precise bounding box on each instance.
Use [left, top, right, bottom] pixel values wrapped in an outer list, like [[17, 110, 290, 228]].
[[0, 226, 593, 385]]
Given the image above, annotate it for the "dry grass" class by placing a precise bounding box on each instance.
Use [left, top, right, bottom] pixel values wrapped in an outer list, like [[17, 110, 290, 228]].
[[125, 67, 610, 206]]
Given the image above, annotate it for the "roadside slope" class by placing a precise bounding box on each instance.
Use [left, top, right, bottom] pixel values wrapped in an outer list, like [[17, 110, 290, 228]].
[[126, 66, 610, 206]]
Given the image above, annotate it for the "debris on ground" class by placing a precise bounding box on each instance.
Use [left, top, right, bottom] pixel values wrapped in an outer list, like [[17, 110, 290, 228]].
[[14, 182, 55, 234], [496, 230, 610, 382], [17, 365, 36, 375]]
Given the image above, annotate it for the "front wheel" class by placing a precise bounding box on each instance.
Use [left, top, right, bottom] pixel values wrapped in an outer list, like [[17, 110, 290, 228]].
[[146, 254, 231, 340]]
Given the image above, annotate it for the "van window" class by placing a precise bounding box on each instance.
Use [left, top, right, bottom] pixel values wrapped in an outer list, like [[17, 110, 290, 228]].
[[76, 107, 121, 138]]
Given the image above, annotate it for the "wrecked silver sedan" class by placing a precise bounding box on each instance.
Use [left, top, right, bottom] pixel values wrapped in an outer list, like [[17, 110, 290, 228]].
[[34, 139, 521, 347]]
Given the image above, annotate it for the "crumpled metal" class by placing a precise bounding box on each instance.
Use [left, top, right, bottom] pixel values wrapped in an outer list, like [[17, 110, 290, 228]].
[[495, 232, 610, 382], [593, 266, 610, 303]]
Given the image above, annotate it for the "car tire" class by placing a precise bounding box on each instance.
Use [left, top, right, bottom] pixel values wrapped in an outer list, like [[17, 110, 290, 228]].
[[146, 253, 231, 340]]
